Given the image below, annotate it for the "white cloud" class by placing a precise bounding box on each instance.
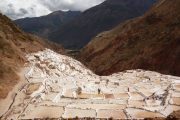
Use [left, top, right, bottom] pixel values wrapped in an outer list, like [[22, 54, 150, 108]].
[[0, 0, 105, 20]]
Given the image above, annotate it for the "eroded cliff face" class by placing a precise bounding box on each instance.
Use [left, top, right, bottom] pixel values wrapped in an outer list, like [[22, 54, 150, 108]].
[[1, 49, 180, 119], [0, 13, 64, 99], [79, 0, 180, 76]]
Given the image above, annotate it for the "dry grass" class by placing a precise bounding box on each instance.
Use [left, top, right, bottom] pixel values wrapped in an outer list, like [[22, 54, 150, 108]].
[[0, 13, 64, 99], [80, 0, 180, 76], [0, 61, 20, 98]]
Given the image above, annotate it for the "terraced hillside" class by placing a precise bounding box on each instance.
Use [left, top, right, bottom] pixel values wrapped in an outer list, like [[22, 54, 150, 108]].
[[1, 49, 180, 119]]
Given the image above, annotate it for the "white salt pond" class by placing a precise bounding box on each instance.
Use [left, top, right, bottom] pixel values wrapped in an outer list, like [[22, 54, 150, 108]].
[[1, 49, 180, 119]]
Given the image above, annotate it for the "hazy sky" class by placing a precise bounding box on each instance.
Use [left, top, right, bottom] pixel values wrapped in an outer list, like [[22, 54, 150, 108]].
[[0, 0, 105, 20]]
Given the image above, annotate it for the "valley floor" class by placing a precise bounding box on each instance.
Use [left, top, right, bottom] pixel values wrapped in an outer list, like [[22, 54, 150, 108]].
[[0, 49, 180, 119]]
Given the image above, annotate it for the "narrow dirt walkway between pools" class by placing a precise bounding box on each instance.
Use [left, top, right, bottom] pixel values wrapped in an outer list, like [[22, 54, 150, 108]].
[[0, 69, 28, 117]]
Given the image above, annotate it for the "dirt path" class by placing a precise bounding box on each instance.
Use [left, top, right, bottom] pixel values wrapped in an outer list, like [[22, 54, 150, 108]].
[[0, 69, 28, 117]]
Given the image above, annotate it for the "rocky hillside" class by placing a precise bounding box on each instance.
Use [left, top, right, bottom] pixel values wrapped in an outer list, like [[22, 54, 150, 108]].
[[14, 11, 81, 39], [49, 0, 156, 49], [80, 0, 180, 76], [0, 13, 64, 99]]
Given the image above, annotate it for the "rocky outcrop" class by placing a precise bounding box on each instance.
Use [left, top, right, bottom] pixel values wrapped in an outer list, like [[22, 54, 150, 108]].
[[79, 0, 180, 76], [1, 49, 180, 119]]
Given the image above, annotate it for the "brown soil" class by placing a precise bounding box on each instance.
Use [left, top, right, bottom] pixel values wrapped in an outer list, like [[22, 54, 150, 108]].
[[80, 0, 180, 76], [0, 13, 64, 99]]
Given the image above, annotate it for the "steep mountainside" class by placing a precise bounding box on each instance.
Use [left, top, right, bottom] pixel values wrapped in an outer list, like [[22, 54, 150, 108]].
[[14, 11, 81, 38], [0, 13, 64, 99], [49, 0, 156, 49], [80, 0, 180, 76]]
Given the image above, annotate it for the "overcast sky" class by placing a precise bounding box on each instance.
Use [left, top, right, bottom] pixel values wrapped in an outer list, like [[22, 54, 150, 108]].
[[0, 0, 105, 20]]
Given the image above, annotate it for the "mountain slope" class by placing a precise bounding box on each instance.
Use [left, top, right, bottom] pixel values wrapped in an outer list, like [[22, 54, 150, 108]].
[[80, 0, 180, 76], [14, 11, 81, 38], [0, 13, 64, 99], [49, 0, 156, 49]]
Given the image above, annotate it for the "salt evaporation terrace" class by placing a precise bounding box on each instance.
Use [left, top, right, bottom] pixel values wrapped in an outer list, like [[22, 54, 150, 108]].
[[1, 49, 180, 119]]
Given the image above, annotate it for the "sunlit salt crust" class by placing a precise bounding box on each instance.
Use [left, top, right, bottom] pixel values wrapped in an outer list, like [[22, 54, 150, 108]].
[[1, 49, 180, 119]]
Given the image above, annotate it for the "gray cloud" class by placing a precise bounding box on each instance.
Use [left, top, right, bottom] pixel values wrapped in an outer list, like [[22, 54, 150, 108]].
[[0, 0, 105, 20], [19, 8, 28, 15]]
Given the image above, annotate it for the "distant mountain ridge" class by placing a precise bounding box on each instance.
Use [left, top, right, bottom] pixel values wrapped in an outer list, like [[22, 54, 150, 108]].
[[14, 0, 156, 49], [49, 0, 156, 49], [14, 11, 81, 38], [79, 0, 180, 76]]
